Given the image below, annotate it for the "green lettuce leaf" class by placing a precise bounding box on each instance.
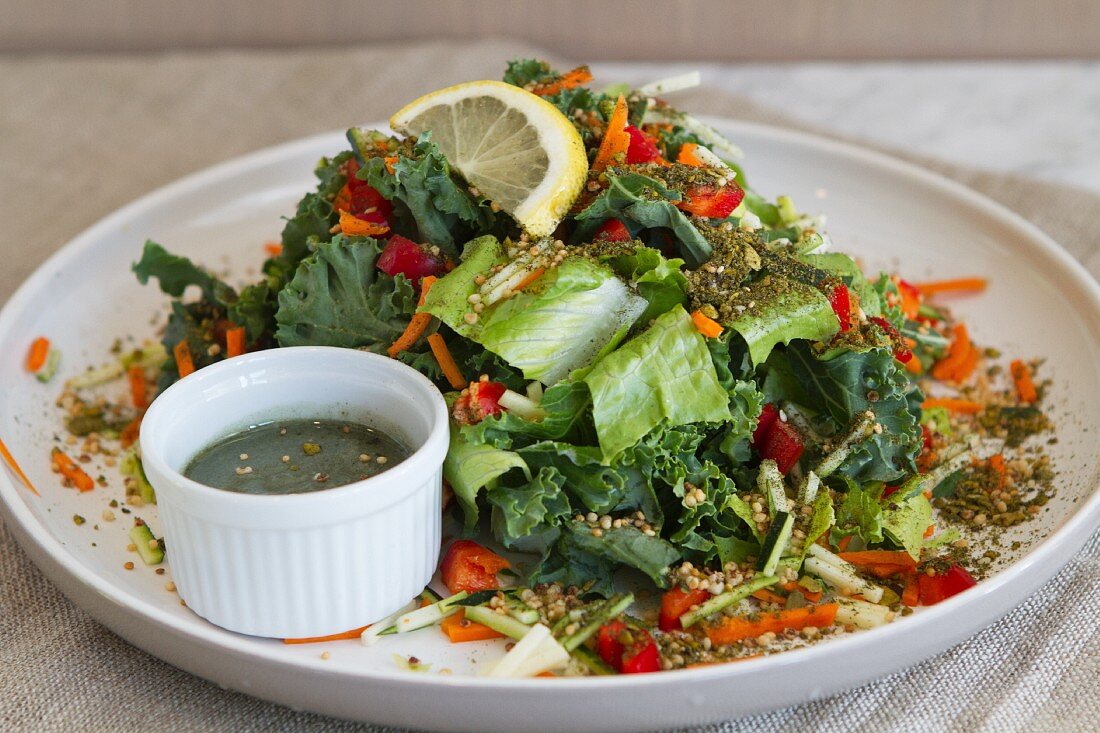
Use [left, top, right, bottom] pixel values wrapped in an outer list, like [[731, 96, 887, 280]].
[[487, 466, 572, 556], [724, 277, 839, 366], [278, 152, 352, 265], [444, 419, 530, 530], [573, 171, 712, 266], [803, 489, 836, 559], [584, 306, 730, 460], [132, 240, 225, 302], [273, 235, 419, 351], [363, 132, 493, 258], [533, 522, 680, 594], [882, 493, 933, 560], [781, 342, 923, 482], [420, 236, 507, 338], [798, 252, 882, 316], [600, 245, 690, 324], [831, 483, 884, 545], [461, 379, 593, 449]]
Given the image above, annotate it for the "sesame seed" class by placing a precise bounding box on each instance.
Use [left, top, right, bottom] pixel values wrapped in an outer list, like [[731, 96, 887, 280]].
[[359, 454, 371, 463], [235, 466, 253, 476], [239, 453, 249, 460], [282, 455, 291, 463], [376, 456, 388, 465], [321, 652, 331, 660]]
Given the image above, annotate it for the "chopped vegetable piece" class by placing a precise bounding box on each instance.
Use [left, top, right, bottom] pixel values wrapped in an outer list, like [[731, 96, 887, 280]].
[[264, 242, 283, 256], [128, 365, 148, 409], [624, 125, 663, 165], [119, 415, 143, 450], [828, 284, 851, 332], [225, 327, 246, 358], [705, 603, 839, 646], [512, 267, 546, 293], [130, 523, 164, 565], [676, 142, 706, 167], [427, 333, 466, 389], [284, 626, 369, 644], [440, 608, 506, 642], [25, 337, 50, 372], [752, 403, 780, 451], [0, 437, 38, 495], [377, 235, 444, 285], [921, 397, 981, 414], [173, 340, 195, 378], [659, 586, 711, 631], [338, 209, 390, 237], [597, 620, 660, 673], [594, 218, 631, 242], [690, 309, 724, 338], [530, 65, 593, 97], [388, 276, 437, 358], [1010, 359, 1038, 403], [452, 380, 506, 424], [51, 448, 94, 492], [676, 183, 744, 218], [592, 95, 630, 172], [440, 540, 511, 594], [761, 420, 804, 475], [918, 564, 977, 605], [915, 278, 987, 296]]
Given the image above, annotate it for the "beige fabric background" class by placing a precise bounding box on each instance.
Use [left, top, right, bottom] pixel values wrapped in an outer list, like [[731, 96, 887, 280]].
[[1, 40, 1097, 731]]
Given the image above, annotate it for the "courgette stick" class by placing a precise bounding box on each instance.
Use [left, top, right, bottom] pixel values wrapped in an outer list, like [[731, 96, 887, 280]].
[[680, 575, 779, 629]]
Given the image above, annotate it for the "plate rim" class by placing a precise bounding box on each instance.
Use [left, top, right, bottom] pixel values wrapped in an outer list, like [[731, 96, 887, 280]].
[[2, 117, 1100, 699]]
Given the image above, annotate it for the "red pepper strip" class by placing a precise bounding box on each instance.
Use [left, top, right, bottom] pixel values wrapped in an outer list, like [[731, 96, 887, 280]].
[[597, 620, 661, 673], [676, 184, 744, 218], [439, 539, 510, 594], [594, 218, 631, 242], [659, 587, 711, 632], [762, 420, 804, 475], [918, 564, 977, 605], [624, 125, 663, 164], [829, 284, 851, 332], [620, 634, 661, 674], [752, 403, 780, 451]]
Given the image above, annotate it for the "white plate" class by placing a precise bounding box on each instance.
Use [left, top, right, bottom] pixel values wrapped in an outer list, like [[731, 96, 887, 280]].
[[2, 119, 1099, 732]]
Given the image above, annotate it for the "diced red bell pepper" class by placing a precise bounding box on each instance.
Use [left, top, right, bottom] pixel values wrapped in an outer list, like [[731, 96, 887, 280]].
[[658, 587, 712, 632], [624, 125, 663, 164], [762, 420, 804, 475], [869, 316, 913, 363], [882, 484, 901, 499], [594, 218, 631, 242], [829, 284, 851, 332], [340, 159, 394, 221], [752, 403, 780, 451], [921, 424, 934, 451], [376, 234, 444, 285], [677, 183, 745, 219], [917, 564, 976, 605], [451, 380, 507, 425], [439, 539, 511, 594], [597, 620, 661, 674]]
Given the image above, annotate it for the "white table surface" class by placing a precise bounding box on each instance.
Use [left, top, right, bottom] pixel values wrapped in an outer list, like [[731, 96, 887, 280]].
[[598, 61, 1100, 194]]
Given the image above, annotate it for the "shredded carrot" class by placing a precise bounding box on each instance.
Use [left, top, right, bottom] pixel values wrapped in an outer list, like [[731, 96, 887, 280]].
[[901, 574, 921, 607], [592, 95, 630, 172], [690, 309, 724, 339], [225, 327, 246, 358], [677, 142, 706, 167], [51, 448, 94, 492], [953, 345, 980, 383], [1010, 359, 1037, 403], [440, 609, 505, 643], [531, 65, 594, 97], [387, 277, 437, 358], [921, 397, 982, 414], [915, 278, 987, 296], [705, 604, 839, 646], [898, 283, 921, 320], [513, 267, 546, 293], [836, 535, 853, 552], [905, 355, 924, 375], [339, 210, 390, 237], [931, 324, 971, 381], [0, 437, 38, 495], [838, 550, 917, 570], [25, 337, 50, 372], [128, 365, 148, 409], [173, 341, 195, 378], [751, 588, 788, 605], [332, 184, 353, 213], [923, 523, 936, 538], [119, 415, 142, 450], [264, 241, 283, 257], [988, 453, 1007, 489], [283, 625, 368, 644], [428, 333, 466, 390], [780, 581, 822, 603], [384, 156, 398, 175]]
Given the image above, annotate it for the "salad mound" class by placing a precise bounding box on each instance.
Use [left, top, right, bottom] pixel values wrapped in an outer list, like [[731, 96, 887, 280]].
[[41, 59, 1056, 676]]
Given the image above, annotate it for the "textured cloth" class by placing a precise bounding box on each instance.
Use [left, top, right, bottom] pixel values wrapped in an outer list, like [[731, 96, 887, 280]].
[[0, 41, 1097, 733]]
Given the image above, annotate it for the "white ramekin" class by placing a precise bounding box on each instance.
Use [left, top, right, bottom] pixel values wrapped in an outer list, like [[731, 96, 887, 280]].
[[139, 346, 449, 638]]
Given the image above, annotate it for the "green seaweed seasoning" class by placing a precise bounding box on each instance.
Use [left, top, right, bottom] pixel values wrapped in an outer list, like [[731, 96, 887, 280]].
[[183, 418, 410, 495]]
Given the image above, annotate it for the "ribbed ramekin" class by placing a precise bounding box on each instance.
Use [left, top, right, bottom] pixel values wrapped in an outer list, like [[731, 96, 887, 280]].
[[140, 346, 448, 638]]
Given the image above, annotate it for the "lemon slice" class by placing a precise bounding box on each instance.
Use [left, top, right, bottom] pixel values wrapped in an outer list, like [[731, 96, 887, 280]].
[[390, 80, 588, 238]]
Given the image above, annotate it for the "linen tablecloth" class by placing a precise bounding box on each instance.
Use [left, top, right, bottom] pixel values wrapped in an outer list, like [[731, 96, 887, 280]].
[[1, 40, 1097, 732]]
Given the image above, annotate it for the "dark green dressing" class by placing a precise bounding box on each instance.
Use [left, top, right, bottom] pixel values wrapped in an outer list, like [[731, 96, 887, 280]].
[[183, 418, 410, 495]]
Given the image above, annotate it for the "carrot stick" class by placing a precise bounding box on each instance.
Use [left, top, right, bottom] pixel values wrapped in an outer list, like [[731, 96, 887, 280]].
[[51, 448, 94, 492], [838, 550, 917, 570], [836, 535, 853, 552], [264, 241, 283, 257], [691, 309, 724, 338], [387, 276, 437, 358], [1010, 359, 1037, 403], [780, 581, 822, 603], [119, 415, 142, 450], [339, 210, 390, 237], [921, 397, 982, 414], [901, 574, 920, 607], [952, 345, 980, 383], [677, 142, 706, 167], [225, 327, 246, 358], [173, 341, 195, 378], [440, 609, 505, 643], [513, 267, 546, 293], [428, 333, 466, 390], [384, 156, 398, 175], [705, 603, 839, 646], [332, 184, 352, 213], [931, 324, 971, 381], [26, 337, 50, 372], [128, 365, 148, 409], [905, 356, 924, 375], [0, 437, 39, 495], [915, 278, 987, 296], [531, 65, 594, 97], [283, 625, 369, 644], [592, 95, 630, 172], [751, 588, 787, 605], [988, 453, 1007, 489]]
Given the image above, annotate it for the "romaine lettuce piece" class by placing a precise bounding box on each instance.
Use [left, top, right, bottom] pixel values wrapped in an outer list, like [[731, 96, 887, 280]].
[[723, 277, 838, 366], [600, 245, 690, 324], [584, 306, 730, 461], [444, 419, 530, 530], [882, 493, 933, 561]]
